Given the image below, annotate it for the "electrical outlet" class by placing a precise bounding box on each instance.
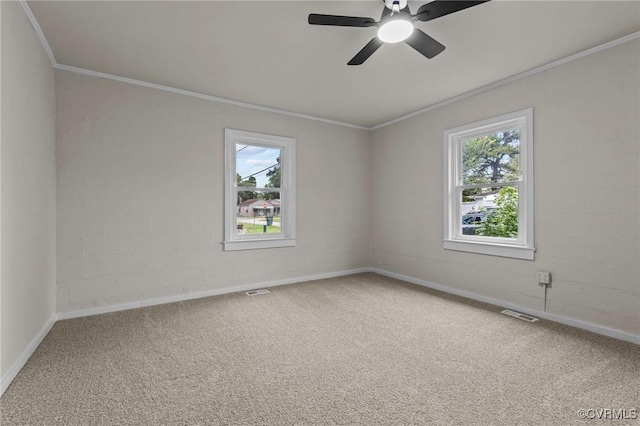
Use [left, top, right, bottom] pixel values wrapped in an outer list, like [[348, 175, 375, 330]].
[[537, 271, 551, 285]]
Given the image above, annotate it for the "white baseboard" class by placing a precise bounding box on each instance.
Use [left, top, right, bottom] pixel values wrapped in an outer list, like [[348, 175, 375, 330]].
[[0, 313, 57, 397], [371, 268, 640, 346], [1, 268, 371, 397], [57, 267, 373, 320], [3, 266, 636, 399]]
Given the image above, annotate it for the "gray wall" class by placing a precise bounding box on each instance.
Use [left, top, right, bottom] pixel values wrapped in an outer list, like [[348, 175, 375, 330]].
[[370, 40, 640, 336], [55, 71, 371, 313], [1, 2, 57, 379]]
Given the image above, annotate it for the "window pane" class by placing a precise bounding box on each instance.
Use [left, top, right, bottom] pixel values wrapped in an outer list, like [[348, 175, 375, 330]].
[[462, 129, 520, 185], [236, 144, 281, 189], [461, 186, 518, 238], [236, 191, 282, 235]]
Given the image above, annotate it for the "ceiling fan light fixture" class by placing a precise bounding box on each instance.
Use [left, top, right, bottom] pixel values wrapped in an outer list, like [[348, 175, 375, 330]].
[[377, 19, 414, 43], [308, 0, 490, 64]]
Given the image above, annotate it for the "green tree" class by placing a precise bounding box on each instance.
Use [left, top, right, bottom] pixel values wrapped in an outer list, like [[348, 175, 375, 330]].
[[462, 130, 520, 186], [263, 156, 281, 200], [266, 156, 280, 188], [476, 186, 518, 238], [236, 173, 257, 202]]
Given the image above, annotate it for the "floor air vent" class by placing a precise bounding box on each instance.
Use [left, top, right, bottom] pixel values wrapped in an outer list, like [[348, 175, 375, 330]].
[[501, 309, 539, 323], [246, 289, 270, 296]]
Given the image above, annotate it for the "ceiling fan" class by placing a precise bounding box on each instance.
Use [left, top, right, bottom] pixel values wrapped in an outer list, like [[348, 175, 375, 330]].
[[308, 0, 490, 65]]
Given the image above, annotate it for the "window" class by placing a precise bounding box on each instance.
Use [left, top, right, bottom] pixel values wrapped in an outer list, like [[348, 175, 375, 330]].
[[224, 129, 296, 251], [443, 108, 534, 260]]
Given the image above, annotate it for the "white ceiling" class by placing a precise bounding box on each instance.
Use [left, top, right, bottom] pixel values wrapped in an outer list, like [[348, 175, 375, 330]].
[[28, 1, 640, 128]]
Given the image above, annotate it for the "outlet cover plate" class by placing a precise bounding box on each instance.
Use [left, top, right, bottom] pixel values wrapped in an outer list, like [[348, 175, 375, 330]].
[[537, 271, 551, 284]]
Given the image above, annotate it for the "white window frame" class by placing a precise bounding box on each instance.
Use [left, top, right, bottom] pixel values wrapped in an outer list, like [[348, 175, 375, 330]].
[[443, 108, 534, 260], [224, 129, 296, 251]]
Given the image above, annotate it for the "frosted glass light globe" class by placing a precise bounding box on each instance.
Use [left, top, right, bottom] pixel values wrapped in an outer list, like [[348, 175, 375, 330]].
[[377, 19, 414, 43]]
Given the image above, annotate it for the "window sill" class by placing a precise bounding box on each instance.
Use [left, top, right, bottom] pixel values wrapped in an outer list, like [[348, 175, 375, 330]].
[[443, 239, 535, 260], [223, 238, 296, 252]]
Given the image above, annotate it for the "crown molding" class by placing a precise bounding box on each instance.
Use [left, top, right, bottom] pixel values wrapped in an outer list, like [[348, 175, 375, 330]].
[[53, 64, 369, 130], [19, 0, 368, 130], [370, 31, 640, 130], [19, 0, 56, 66], [19, 1, 640, 132]]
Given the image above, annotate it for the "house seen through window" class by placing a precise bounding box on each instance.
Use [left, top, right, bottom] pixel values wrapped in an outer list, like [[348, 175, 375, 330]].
[[224, 129, 296, 251], [460, 129, 520, 238], [235, 144, 282, 235], [444, 109, 534, 260]]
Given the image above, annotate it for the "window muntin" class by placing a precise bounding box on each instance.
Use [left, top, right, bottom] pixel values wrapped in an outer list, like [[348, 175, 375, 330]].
[[224, 129, 295, 251], [444, 109, 534, 260]]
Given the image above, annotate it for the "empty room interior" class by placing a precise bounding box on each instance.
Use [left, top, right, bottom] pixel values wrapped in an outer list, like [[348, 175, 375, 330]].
[[1, 0, 639, 424]]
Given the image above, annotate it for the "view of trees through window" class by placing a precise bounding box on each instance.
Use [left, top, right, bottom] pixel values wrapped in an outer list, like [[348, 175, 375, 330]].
[[461, 129, 520, 238], [235, 144, 282, 235]]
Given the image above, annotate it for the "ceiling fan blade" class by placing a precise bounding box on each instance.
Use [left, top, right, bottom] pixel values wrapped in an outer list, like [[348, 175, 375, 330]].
[[348, 37, 385, 65], [405, 29, 445, 59], [308, 14, 377, 27], [415, 1, 490, 22]]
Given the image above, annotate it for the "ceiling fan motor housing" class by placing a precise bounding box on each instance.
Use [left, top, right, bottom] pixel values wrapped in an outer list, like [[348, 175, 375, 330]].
[[384, 0, 408, 13]]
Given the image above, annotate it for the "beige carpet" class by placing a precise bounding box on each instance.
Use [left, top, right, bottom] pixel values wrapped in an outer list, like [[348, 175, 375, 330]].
[[1, 273, 639, 425]]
